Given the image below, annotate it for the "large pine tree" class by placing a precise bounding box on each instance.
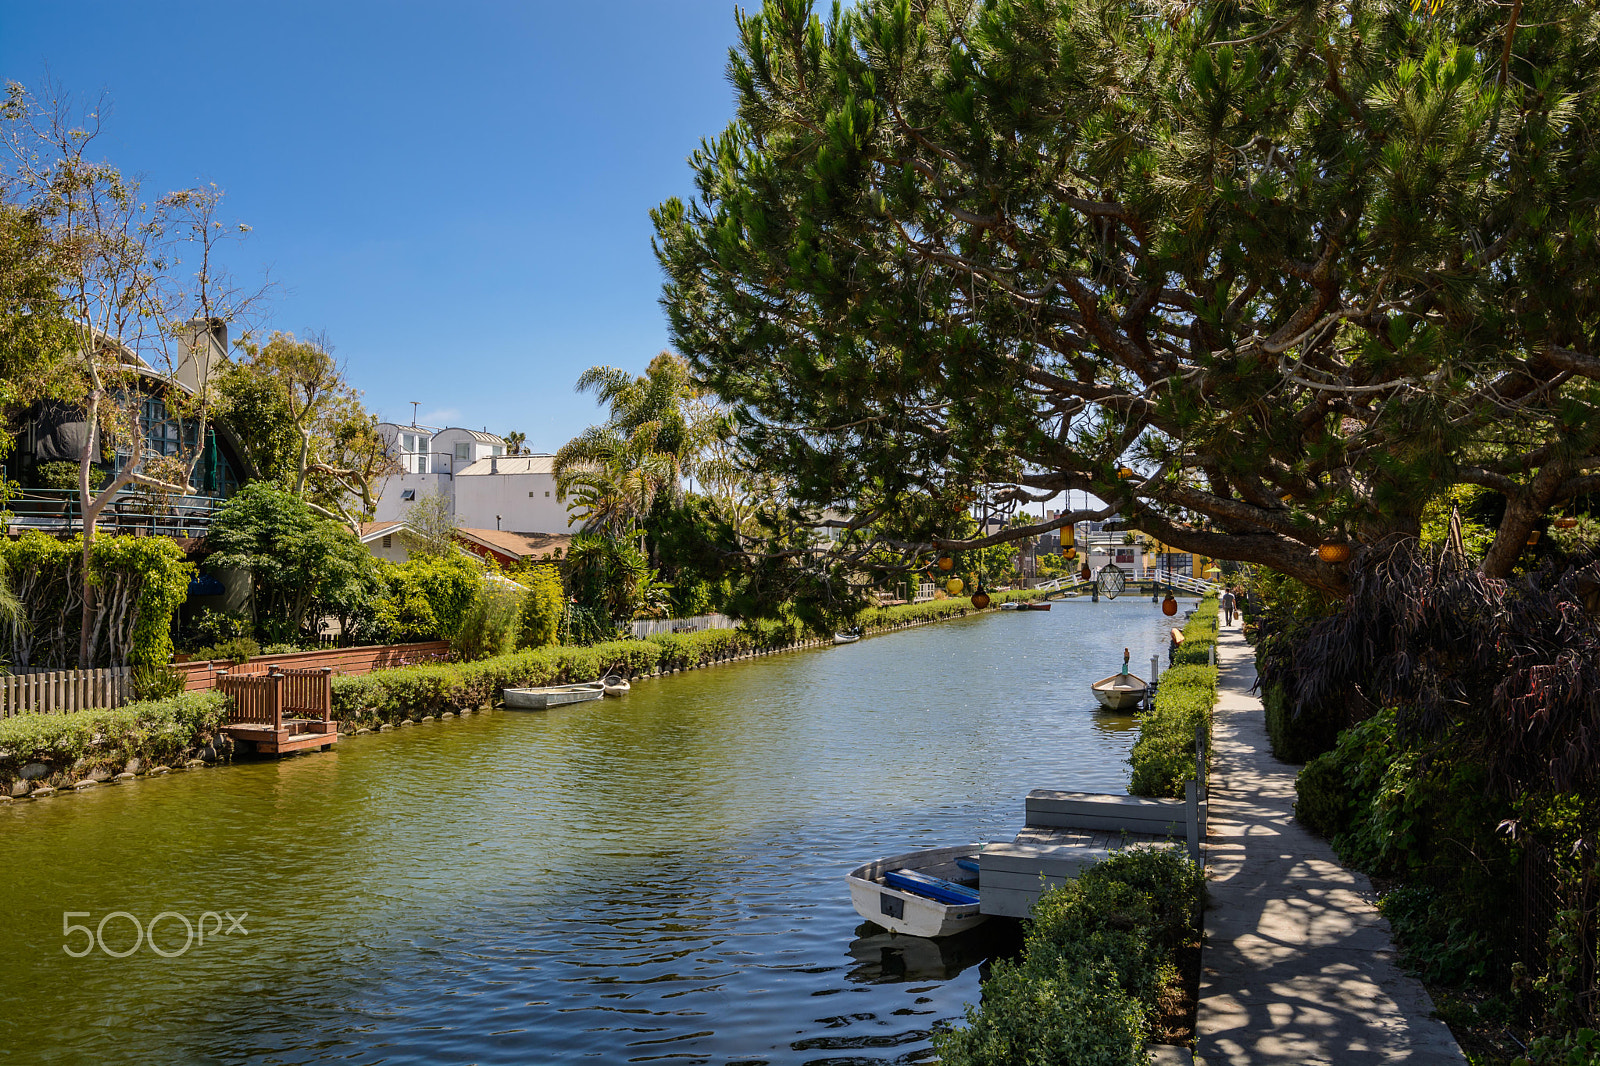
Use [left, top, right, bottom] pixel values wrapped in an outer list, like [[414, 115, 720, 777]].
[[654, 0, 1600, 593]]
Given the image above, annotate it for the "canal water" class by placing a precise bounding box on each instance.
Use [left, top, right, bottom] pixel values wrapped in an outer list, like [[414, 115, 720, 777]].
[[0, 599, 1185, 1064]]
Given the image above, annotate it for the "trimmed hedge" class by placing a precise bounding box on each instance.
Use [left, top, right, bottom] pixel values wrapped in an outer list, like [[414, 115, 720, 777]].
[[0, 692, 230, 786], [1263, 679, 1341, 764], [933, 847, 1204, 1066], [330, 592, 1040, 725], [1129, 598, 1220, 798]]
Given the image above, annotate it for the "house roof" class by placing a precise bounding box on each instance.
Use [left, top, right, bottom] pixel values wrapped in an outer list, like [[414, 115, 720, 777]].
[[439, 428, 506, 446], [357, 521, 409, 543], [457, 454, 557, 476], [454, 527, 572, 560]]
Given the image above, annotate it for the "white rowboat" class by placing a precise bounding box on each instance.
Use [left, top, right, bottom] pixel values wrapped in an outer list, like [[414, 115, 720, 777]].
[[503, 683, 605, 710], [601, 674, 630, 697], [846, 843, 989, 938], [833, 632, 861, 644], [1091, 672, 1148, 711]]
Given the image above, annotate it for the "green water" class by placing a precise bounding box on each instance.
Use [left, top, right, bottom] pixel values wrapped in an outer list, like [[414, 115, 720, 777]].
[[0, 600, 1184, 1064]]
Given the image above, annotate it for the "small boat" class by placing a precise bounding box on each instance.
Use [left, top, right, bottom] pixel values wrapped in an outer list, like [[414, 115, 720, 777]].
[[999, 602, 1020, 611], [834, 630, 862, 645], [601, 674, 630, 697], [1018, 601, 1052, 611], [503, 683, 605, 710], [846, 843, 989, 938], [1091, 648, 1148, 711]]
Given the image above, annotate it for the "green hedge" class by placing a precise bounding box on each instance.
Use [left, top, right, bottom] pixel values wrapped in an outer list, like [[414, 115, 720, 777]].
[[1263, 679, 1341, 764], [329, 592, 1032, 725], [933, 847, 1204, 1066], [1128, 598, 1220, 798], [0, 692, 230, 785]]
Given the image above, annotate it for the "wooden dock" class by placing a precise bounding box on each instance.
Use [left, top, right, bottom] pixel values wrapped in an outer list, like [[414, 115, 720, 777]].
[[218, 665, 338, 755], [980, 729, 1208, 918]]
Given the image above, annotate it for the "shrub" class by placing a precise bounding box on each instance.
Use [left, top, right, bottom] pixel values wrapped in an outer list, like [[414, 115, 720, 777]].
[[179, 608, 252, 651], [375, 552, 481, 642], [933, 848, 1203, 1066], [1263, 680, 1341, 764], [0, 691, 230, 784], [188, 636, 261, 665], [1128, 599, 1219, 797], [518, 564, 565, 649], [453, 585, 524, 662]]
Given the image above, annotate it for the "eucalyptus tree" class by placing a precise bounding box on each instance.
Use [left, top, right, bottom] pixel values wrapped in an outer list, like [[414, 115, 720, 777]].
[[654, 0, 1600, 595]]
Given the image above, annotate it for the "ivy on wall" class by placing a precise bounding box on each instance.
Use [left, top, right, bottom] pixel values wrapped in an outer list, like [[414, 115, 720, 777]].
[[0, 532, 192, 669]]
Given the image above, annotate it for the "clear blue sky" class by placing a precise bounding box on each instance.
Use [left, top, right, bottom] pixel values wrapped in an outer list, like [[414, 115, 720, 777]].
[[1, 0, 744, 451]]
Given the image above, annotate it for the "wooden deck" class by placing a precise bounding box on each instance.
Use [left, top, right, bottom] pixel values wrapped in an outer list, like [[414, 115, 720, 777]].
[[979, 726, 1209, 919], [218, 666, 338, 755]]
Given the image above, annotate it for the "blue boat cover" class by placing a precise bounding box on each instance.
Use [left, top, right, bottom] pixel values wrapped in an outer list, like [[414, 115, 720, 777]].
[[883, 869, 981, 906], [955, 857, 981, 874]]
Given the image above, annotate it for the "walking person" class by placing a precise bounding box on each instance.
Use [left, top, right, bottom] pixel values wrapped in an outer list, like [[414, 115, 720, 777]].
[[1221, 587, 1236, 627]]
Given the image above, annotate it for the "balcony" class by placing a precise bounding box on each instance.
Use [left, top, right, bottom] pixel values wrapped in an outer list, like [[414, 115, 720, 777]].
[[8, 488, 224, 539]]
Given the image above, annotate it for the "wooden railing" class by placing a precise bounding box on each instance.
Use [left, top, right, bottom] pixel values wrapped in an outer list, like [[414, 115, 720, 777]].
[[176, 641, 450, 692], [217, 666, 333, 731], [0, 666, 133, 718]]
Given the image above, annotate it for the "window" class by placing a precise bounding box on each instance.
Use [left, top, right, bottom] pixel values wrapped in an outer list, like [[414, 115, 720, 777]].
[[417, 455, 427, 474], [382, 535, 392, 549], [528, 491, 535, 498], [544, 491, 550, 497], [401, 489, 416, 501], [401, 433, 414, 452], [455, 442, 471, 461], [492, 445, 503, 456]]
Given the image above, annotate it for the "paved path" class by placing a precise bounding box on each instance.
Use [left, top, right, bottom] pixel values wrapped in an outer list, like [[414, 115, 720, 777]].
[[1193, 625, 1466, 1065]]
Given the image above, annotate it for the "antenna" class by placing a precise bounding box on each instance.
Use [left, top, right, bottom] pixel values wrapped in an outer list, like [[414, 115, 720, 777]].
[[410, 402, 419, 426]]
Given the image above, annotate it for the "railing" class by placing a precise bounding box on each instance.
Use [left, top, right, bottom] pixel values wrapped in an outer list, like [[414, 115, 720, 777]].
[[174, 640, 451, 692], [8, 488, 224, 538], [0, 666, 133, 717], [629, 613, 738, 640], [217, 665, 333, 731], [913, 582, 936, 603], [1137, 567, 1221, 595]]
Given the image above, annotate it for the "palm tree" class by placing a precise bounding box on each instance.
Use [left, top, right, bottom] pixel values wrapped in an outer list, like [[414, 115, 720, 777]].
[[553, 352, 727, 537], [504, 430, 526, 456]]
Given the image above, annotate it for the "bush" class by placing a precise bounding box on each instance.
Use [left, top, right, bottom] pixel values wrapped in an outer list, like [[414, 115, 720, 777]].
[[452, 585, 524, 662], [518, 564, 565, 649], [187, 636, 261, 665], [0, 691, 230, 784], [1129, 598, 1219, 798], [1263, 680, 1341, 764], [933, 848, 1203, 1066], [375, 553, 481, 643], [34, 460, 86, 491], [178, 608, 252, 652]]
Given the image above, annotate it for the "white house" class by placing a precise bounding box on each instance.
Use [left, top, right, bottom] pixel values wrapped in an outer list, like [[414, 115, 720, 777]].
[[371, 423, 577, 534]]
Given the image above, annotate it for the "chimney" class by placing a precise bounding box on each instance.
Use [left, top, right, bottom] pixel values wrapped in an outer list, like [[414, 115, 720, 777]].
[[491, 455, 498, 474]]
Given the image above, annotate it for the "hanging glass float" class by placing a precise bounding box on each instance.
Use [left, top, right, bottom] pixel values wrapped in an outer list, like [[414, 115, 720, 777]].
[[938, 556, 955, 571], [971, 590, 991, 609], [1162, 593, 1178, 616], [1080, 563, 1091, 580], [1527, 530, 1542, 546], [1317, 542, 1352, 563], [1555, 517, 1578, 530], [1064, 546, 1077, 560], [946, 577, 964, 595], [1118, 466, 1135, 479]]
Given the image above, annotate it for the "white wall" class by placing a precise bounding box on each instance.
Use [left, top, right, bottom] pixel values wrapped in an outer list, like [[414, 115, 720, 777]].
[[372, 471, 454, 523], [453, 468, 573, 533]]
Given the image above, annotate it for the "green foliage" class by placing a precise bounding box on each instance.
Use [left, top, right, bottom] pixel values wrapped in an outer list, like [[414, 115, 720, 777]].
[[186, 637, 261, 664], [0, 204, 76, 458], [452, 585, 524, 662], [1263, 681, 1341, 765], [178, 607, 252, 651], [205, 482, 382, 643], [1129, 599, 1219, 798], [0, 691, 229, 783], [374, 552, 482, 643], [34, 460, 82, 491], [0, 531, 192, 669], [566, 532, 651, 623], [517, 564, 565, 649], [933, 848, 1203, 1066], [1515, 1029, 1600, 1066]]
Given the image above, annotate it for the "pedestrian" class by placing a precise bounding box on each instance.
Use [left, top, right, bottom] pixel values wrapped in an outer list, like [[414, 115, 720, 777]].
[[1221, 587, 1236, 627]]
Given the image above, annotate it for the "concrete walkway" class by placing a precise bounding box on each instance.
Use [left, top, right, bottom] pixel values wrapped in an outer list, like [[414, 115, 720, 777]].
[[1194, 625, 1467, 1064]]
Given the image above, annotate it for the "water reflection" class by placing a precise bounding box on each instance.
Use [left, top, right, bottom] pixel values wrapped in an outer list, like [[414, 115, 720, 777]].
[[846, 922, 1021, 984]]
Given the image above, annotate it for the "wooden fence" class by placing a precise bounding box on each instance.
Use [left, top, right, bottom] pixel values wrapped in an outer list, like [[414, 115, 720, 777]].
[[174, 641, 451, 692], [0, 666, 133, 717]]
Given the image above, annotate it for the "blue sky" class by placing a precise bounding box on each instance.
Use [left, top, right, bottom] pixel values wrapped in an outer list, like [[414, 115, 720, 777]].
[[1, 0, 744, 450]]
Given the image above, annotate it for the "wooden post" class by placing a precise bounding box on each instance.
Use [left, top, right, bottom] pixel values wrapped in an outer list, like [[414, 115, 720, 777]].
[[268, 666, 283, 732], [321, 666, 333, 723]]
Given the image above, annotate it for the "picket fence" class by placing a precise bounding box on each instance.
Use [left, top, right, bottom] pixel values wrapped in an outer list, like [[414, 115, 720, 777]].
[[628, 613, 738, 640], [0, 666, 133, 717]]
